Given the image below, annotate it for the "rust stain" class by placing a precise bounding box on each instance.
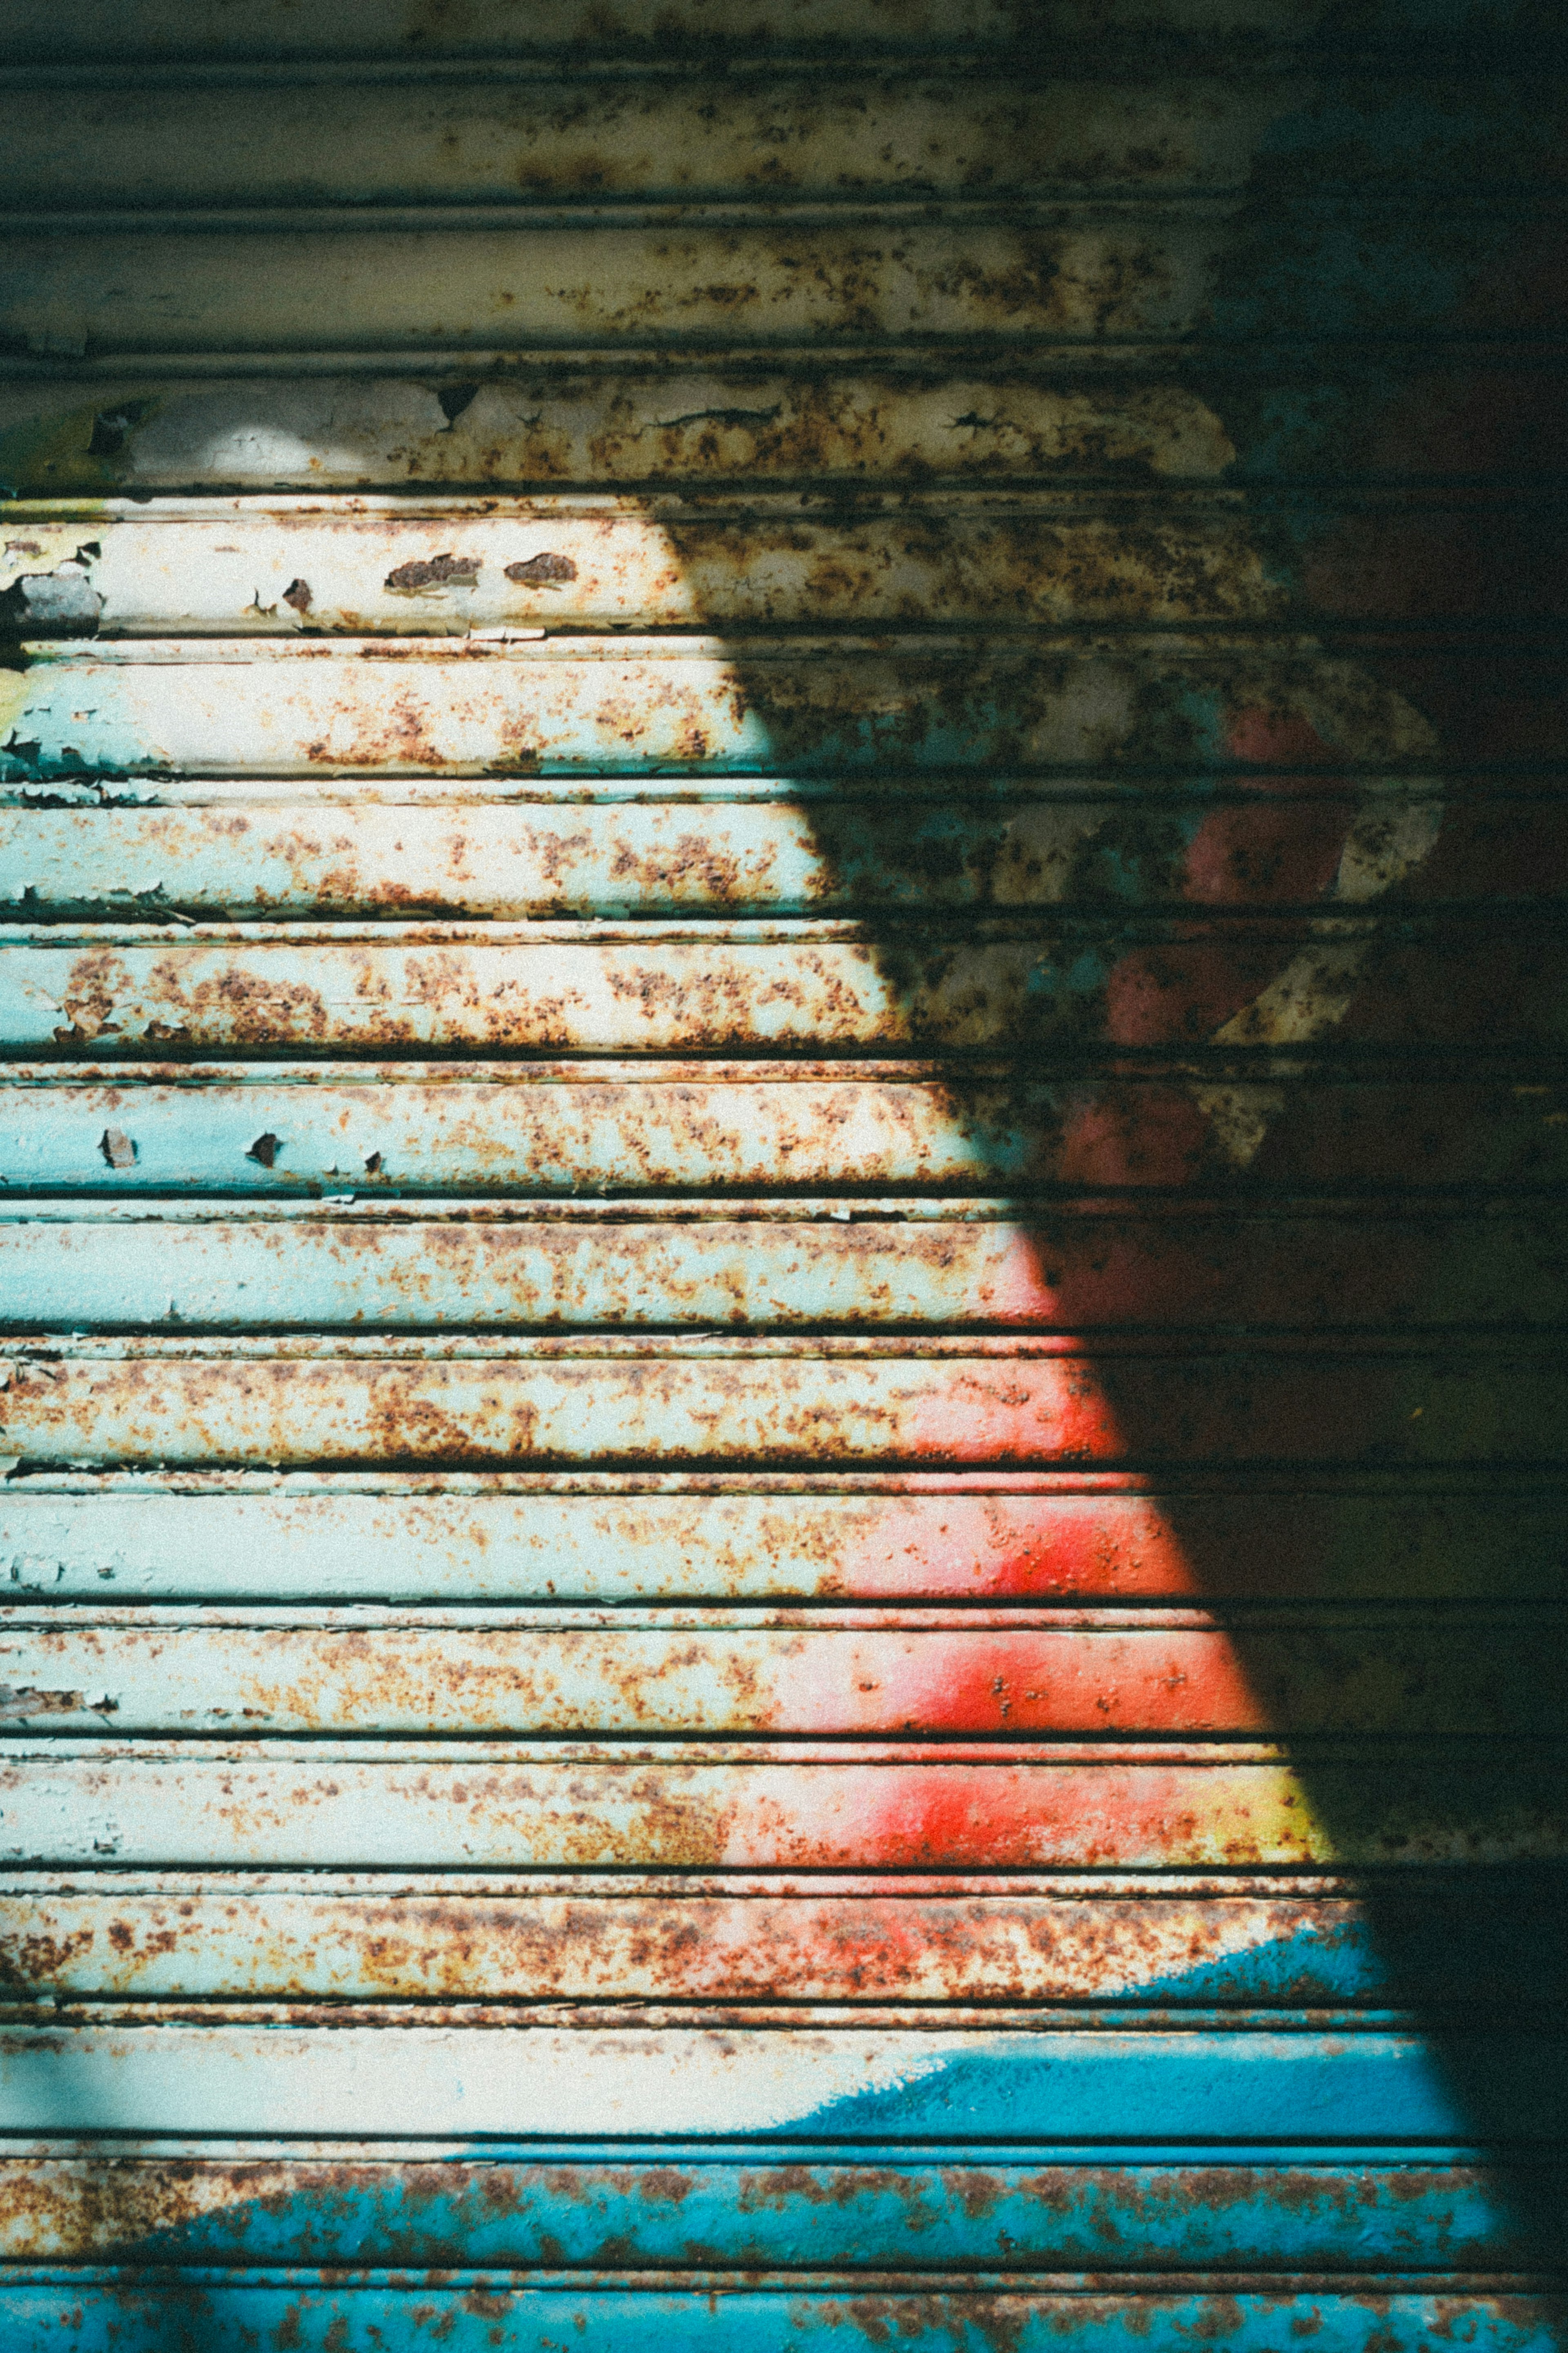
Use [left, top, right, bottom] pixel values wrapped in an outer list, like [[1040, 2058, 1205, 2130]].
[[0, 1686, 87, 1718], [385, 553, 482, 592], [504, 553, 580, 587]]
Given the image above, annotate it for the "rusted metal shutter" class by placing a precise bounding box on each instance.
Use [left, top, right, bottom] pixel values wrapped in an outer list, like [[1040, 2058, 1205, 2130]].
[[0, 1, 1564, 2344]]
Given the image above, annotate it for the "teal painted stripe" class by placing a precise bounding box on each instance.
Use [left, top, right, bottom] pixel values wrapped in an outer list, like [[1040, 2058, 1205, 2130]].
[[0, 2275, 1563, 2353], [0, 2153, 1555, 2271]]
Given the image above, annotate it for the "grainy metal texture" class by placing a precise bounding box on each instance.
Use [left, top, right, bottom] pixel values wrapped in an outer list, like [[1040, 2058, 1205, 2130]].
[[0, 368, 1411, 495], [3, 1742, 1563, 1869], [2, 1877, 1562, 2003], [2, 0, 1566, 2338], [7, 358, 1566, 496], [3, 2274, 1567, 2353], [4, 1474, 1565, 1600], [5, 1333, 1564, 1467], [1, 2019, 1567, 2141], [7, 1202, 1564, 1329], [4, 0, 1556, 60], [8, 791, 1558, 917], [9, 495, 1566, 633], [0, 2145, 1557, 2268], [9, 921, 1562, 1059], [4, 1603, 1561, 1735], [5, 1064, 1565, 1192], [8, 634, 1552, 777], [10, 75, 1566, 212]]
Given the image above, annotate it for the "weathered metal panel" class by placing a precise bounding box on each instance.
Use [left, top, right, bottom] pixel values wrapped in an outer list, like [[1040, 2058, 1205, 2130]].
[[3, 2276, 1567, 2353], [3, 1878, 1562, 2003], [8, 791, 1555, 918], [0, 2147, 1558, 2268], [9, 495, 1566, 633], [0, 214, 1422, 358], [4, 636, 1546, 777], [4, 1203, 1565, 1330], [0, 370, 1251, 497], [3, 1476, 1564, 1602], [5, 361, 1563, 498], [3, 0, 1565, 2332], [4, 190, 1565, 356], [4, 1066, 1565, 1194], [3, 1742, 1563, 1869], [11, 76, 1564, 212], [2, 1604, 1558, 1735], [2, 0, 1549, 58], [1, 2020, 1566, 2141], [5, 1335, 1564, 1468], [7, 920, 1564, 1057]]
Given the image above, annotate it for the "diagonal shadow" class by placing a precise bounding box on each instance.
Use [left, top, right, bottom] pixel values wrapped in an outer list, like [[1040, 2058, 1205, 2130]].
[[671, 154, 1568, 2302]]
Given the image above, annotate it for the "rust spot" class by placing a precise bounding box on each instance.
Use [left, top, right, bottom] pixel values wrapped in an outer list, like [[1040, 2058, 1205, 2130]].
[[282, 578, 313, 614], [505, 553, 579, 588], [246, 1132, 281, 1169], [0, 1688, 83, 1719], [98, 1126, 136, 1169], [385, 553, 481, 592]]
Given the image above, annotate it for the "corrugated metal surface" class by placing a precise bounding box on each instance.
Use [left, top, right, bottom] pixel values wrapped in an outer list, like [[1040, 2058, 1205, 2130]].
[[0, 1, 1564, 2344]]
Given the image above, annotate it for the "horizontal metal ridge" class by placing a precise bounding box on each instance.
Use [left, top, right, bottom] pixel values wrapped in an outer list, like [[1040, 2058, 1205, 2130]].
[[3, 1204, 1562, 1336], [0, 2015, 1563, 2142], [3, 210, 1559, 364], [7, 2267, 1567, 2291], [3, 2134, 1543, 2157], [8, 1193, 1557, 1222], [22, 625, 1568, 658], [12, 778, 1552, 803], [4, 931, 1561, 1062], [6, 339, 1563, 385], [11, 196, 1568, 234], [7, 58, 1566, 91], [2, 0, 1561, 64], [0, 1606, 1555, 1737], [5, 1088, 1560, 1192], [7, 497, 1565, 639], [8, 1328, 1558, 1355], [4, 1050, 1562, 1080], [12, 490, 1568, 522], [2, 1744, 1561, 1870], [4, 1602, 1553, 1626], [7, 913, 1520, 941], [5, 1465, 1558, 1490], [2, 1475, 1561, 1607], [0, 1735, 1537, 1761], [0, 1869, 1527, 1895], [0, 2005, 1515, 2034], [9, 1886, 1556, 2012], [11, 810, 1550, 926], [2, 74, 1563, 231]]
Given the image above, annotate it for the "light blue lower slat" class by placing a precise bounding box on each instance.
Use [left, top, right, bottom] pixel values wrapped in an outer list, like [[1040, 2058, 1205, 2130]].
[[0, 2276, 1561, 2353], [1, 2152, 1558, 2270]]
